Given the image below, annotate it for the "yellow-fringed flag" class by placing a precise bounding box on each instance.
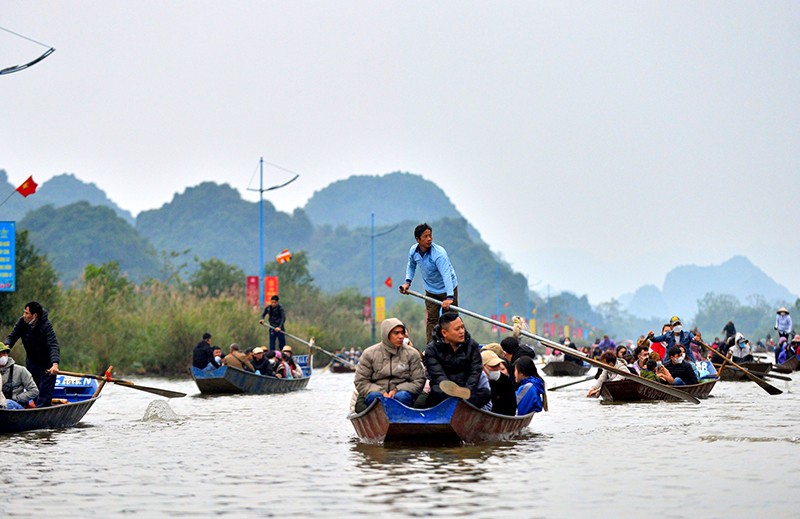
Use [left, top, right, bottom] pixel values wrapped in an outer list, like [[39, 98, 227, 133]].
[[276, 249, 292, 264]]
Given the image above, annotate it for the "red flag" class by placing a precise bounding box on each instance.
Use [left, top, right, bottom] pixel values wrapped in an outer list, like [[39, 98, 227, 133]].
[[16, 176, 37, 197], [384, 276, 392, 288], [503, 301, 510, 308]]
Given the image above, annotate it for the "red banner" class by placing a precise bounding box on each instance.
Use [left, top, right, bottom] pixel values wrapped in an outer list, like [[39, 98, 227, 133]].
[[499, 314, 507, 324], [264, 276, 279, 301], [246, 276, 259, 308], [363, 297, 372, 318], [549, 322, 556, 337]]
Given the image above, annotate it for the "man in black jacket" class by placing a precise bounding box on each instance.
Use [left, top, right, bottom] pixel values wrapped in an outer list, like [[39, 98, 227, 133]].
[[423, 312, 491, 409], [663, 346, 699, 386], [192, 332, 215, 370], [259, 295, 287, 352], [4, 301, 60, 407]]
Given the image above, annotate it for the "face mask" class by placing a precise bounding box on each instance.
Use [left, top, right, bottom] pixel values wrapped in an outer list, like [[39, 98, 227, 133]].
[[677, 354, 685, 363], [214, 356, 222, 364], [0, 356, 8, 366], [487, 370, 501, 381], [672, 325, 682, 334]]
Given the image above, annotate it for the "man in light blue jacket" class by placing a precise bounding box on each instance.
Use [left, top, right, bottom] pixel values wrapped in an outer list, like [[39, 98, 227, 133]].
[[400, 223, 459, 342]]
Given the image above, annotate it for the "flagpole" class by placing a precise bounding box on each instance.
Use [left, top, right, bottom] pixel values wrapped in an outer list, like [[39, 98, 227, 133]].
[[368, 213, 397, 343], [0, 190, 16, 211]]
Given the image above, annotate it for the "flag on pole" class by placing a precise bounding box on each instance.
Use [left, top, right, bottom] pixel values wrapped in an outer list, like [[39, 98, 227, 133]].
[[276, 248, 292, 264], [384, 276, 392, 288], [503, 301, 510, 308], [16, 176, 37, 197]]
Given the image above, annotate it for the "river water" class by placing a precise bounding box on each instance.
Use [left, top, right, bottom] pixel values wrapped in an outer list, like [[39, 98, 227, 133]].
[[2, 360, 798, 518]]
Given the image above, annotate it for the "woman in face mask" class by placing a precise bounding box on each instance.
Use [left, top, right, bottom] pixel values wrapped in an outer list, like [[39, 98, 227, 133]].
[[0, 345, 39, 409], [481, 350, 517, 416], [646, 316, 700, 362]]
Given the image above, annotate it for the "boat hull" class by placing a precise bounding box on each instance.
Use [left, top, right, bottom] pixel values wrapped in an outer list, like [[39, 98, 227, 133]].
[[0, 396, 100, 434], [348, 397, 534, 445], [773, 356, 799, 373], [191, 364, 311, 394], [542, 360, 590, 377], [329, 362, 355, 374], [600, 379, 716, 403]]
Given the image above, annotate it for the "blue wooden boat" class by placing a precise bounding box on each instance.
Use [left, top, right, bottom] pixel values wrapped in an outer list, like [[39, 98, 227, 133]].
[[191, 354, 313, 394], [0, 375, 103, 434], [348, 396, 535, 445]]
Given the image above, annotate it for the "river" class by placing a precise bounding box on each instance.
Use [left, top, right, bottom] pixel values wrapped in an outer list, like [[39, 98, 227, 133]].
[[2, 361, 798, 518]]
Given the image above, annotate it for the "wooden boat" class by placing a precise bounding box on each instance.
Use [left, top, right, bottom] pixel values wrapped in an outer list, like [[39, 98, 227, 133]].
[[542, 359, 590, 377], [773, 356, 799, 373], [329, 361, 355, 374], [191, 353, 312, 394], [348, 396, 534, 445], [600, 379, 717, 403], [0, 375, 102, 434], [715, 361, 771, 381]]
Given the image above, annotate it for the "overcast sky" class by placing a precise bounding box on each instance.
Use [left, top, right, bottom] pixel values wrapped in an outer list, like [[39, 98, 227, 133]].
[[3, 1, 799, 304]]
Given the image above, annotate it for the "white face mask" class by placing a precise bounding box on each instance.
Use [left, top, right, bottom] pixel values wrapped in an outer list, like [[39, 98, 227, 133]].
[[677, 354, 686, 363], [672, 325, 682, 334], [214, 356, 222, 364], [0, 356, 8, 366], [487, 370, 501, 381]]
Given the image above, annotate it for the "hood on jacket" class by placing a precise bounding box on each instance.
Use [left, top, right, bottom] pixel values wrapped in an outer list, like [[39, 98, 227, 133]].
[[735, 332, 745, 344], [381, 318, 406, 349]]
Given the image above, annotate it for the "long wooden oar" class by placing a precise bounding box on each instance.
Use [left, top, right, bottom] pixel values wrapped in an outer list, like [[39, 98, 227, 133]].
[[711, 364, 792, 382], [58, 370, 186, 398], [700, 343, 782, 395], [548, 375, 596, 391], [259, 322, 356, 368], [403, 290, 700, 404]]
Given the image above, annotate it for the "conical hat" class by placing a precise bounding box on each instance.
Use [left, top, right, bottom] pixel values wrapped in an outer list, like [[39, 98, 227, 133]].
[[777, 307, 790, 314]]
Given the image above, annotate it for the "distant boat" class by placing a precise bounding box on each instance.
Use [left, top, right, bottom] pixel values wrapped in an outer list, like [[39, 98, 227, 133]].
[[0, 375, 102, 434], [191, 354, 312, 394], [714, 361, 771, 381], [329, 358, 356, 374], [542, 359, 590, 377], [348, 396, 534, 445], [599, 379, 716, 403]]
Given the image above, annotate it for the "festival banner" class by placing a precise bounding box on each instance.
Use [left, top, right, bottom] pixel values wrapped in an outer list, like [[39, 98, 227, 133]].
[[246, 276, 259, 309], [375, 296, 386, 322], [530, 318, 536, 335], [549, 322, 556, 338], [0, 222, 15, 292], [363, 297, 372, 319], [264, 276, 279, 301], [564, 325, 570, 338]]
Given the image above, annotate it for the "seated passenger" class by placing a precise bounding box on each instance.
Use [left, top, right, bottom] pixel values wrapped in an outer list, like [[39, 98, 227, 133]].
[[694, 347, 718, 380], [663, 346, 699, 385], [730, 333, 754, 363], [274, 351, 293, 379], [354, 318, 425, 411], [250, 347, 274, 376], [481, 350, 517, 416], [281, 345, 304, 378], [586, 351, 625, 397], [563, 337, 585, 365], [500, 336, 537, 373], [0, 344, 39, 409], [210, 346, 223, 369], [222, 343, 254, 372], [424, 312, 491, 409], [514, 357, 546, 414]]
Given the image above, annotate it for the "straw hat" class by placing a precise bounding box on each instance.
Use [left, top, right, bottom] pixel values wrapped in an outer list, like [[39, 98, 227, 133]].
[[777, 307, 790, 315]]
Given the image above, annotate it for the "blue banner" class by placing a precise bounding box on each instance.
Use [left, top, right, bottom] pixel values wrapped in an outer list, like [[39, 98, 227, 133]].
[[0, 221, 16, 292]]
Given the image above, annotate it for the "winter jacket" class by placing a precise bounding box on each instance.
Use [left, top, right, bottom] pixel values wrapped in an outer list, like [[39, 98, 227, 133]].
[[192, 341, 214, 369], [5, 310, 60, 367], [222, 351, 254, 372], [355, 318, 425, 396], [515, 375, 545, 414], [262, 304, 286, 328], [591, 358, 628, 391], [649, 331, 699, 361], [424, 325, 483, 393], [1, 357, 39, 405], [664, 359, 699, 385], [488, 372, 517, 416], [776, 313, 793, 334]]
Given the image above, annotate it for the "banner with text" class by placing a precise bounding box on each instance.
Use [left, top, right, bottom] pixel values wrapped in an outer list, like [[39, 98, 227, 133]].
[[0, 222, 16, 292], [375, 296, 386, 323], [264, 276, 279, 302]]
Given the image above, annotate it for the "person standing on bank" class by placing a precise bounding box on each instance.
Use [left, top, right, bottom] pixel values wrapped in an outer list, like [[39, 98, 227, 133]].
[[399, 223, 459, 343], [259, 295, 287, 352], [3, 301, 60, 408]]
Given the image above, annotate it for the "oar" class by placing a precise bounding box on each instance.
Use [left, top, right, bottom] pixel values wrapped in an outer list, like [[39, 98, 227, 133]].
[[403, 290, 700, 404], [700, 342, 782, 395], [259, 322, 355, 368], [57, 370, 186, 398], [548, 375, 596, 391]]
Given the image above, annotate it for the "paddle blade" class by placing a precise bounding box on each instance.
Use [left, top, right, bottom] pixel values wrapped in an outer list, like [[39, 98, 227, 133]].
[[112, 380, 186, 398]]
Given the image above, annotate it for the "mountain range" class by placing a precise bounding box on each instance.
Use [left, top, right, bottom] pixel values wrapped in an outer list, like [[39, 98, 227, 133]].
[[1, 168, 796, 321]]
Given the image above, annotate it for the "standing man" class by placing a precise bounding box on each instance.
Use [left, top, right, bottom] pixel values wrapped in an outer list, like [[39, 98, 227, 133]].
[[259, 295, 286, 352], [399, 223, 459, 342], [4, 301, 60, 407]]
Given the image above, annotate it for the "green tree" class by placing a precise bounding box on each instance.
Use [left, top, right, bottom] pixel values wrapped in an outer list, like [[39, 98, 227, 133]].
[[84, 261, 133, 298], [189, 257, 245, 297], [0, 230, 60, 327]]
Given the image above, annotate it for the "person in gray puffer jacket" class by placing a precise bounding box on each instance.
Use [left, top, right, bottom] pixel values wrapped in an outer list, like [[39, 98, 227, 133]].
[[0, 344, 39, 409], [355, 317, 425, 409]]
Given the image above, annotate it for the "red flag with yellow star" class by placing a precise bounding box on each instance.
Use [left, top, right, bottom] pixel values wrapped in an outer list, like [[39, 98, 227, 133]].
[[16, 175, 37, 197]]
